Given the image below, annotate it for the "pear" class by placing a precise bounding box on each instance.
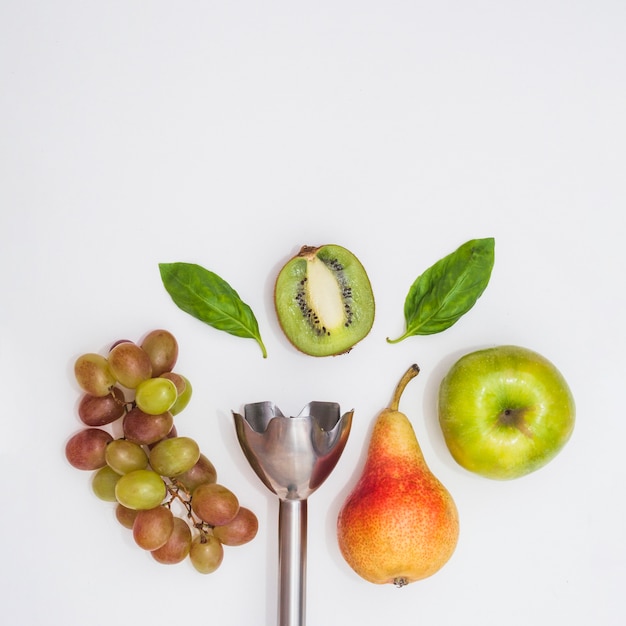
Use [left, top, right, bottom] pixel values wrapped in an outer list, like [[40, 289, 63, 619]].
[[337, 364, 459, 587]]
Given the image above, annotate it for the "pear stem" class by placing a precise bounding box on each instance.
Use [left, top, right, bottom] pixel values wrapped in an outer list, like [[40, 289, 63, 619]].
[[389, 364, 420, 412]]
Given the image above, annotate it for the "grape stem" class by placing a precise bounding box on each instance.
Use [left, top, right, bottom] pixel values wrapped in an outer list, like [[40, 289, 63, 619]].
[[164, 478, 214, 538]]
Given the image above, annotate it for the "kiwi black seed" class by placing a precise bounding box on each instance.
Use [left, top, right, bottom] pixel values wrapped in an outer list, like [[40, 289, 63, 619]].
[[274, 244, 375, 356]]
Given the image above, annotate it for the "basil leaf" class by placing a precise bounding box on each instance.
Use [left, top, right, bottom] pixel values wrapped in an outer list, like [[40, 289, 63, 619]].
[[387, 237, 495, 342], [159, 262, 267, 358]]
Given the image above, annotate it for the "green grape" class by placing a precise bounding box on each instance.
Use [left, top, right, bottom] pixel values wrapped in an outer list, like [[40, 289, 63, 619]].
[[135, 377, 178, 415], [105, 438, 148, 475], [175, 454, 217, 493], [123, 407, 174, 445], [107, 341, 152, 389], [132, 506, 174, 551], [212, 507, 259, 546], [115, 469, 166, 510], [169, 375, 192, 416], [78, 387, 127, 426], [140, 329, 179, 377], [92, 465, 121, 501], [191, 483, 239, 526], [65, 428, 113, 470], [151, 517, 192, 564], [149, 436, 200, 477], [189, 534, 224, 574], [74, 353, 116, 397]]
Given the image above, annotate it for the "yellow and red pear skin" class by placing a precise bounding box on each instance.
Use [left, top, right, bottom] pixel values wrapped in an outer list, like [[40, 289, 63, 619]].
[[337, 365, 459, 586]]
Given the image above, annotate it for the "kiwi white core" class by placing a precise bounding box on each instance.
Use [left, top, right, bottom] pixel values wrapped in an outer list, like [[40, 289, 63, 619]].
[[306, 256, 345, 330]]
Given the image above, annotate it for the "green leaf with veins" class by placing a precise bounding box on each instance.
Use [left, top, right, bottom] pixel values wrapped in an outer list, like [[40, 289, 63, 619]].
[[387, 237, 495, 342], [159, 262, 267, 358]]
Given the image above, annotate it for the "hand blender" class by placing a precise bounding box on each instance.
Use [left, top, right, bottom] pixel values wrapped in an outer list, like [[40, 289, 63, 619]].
[[233, 401, 353, 626]]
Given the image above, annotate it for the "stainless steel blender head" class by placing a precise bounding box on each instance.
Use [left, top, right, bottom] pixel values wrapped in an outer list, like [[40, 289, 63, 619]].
[[233, 401, 353, 626]]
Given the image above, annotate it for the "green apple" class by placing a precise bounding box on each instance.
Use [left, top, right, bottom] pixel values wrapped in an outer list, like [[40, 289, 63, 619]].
[[438, 345, 575, 480]]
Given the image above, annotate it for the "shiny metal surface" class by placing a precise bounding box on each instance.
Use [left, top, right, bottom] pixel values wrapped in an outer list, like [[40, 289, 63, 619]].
[[233, 401, 353, 626], [234, 401, 353, 500]]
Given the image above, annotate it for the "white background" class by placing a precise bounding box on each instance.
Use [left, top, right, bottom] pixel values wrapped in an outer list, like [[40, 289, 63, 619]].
[[2, 2, 625, 625]]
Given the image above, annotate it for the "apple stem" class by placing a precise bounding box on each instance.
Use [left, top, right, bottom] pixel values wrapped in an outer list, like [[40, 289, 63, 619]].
[[389, 364, 420, 412]]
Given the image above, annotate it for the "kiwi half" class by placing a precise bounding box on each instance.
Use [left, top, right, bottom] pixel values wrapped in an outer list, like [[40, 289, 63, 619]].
[[274, 244, 375, 356]]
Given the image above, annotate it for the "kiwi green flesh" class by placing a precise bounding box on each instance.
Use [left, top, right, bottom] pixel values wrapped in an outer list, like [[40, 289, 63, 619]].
[[274, 244, 375, 357]]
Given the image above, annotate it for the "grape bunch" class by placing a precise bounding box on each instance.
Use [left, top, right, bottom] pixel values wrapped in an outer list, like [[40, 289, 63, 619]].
[[66, 329, 258, 574]]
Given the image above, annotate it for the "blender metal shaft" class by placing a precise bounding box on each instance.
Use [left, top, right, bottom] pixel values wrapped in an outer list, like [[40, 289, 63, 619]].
[[279, 499, 307, 626]]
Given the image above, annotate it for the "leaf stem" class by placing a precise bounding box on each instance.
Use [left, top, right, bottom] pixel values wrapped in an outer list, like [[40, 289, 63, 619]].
[[257, 337, 268, 358], [386, 332, 409, 345]]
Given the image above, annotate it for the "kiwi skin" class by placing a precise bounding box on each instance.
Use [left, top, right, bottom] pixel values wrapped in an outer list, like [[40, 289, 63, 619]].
[[274, 244, 375, 357]]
